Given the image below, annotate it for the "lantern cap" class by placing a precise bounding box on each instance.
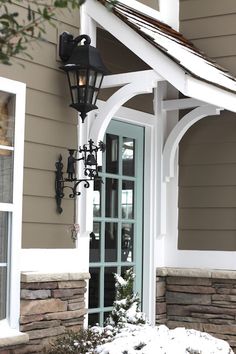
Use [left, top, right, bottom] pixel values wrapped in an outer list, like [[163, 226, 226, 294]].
[[59, 32, 108, 74]]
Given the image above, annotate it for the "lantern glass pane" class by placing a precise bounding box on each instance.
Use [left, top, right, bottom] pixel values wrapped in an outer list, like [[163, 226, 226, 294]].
[[86, 87, 95, 105], [78, 69, 87, 87], [95, 73, 103, 89], [68, 71, 77, 87], [89, 70, 96, 87], [92, 90, 99, 105]]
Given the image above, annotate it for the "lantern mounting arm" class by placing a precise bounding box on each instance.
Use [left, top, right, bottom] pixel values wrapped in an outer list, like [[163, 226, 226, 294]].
[[59, 33, 91, 62]]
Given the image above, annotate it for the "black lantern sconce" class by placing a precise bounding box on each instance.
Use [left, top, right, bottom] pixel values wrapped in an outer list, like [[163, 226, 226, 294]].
[[59, 32, 108, 123], [55, 139, 106, 214]]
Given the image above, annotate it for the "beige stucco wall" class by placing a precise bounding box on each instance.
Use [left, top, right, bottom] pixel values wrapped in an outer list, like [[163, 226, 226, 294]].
[[179, 0, 236, 250], [0, 4, 80, 248]]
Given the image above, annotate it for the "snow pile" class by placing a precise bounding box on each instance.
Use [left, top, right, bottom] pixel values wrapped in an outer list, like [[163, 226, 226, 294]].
[[96, 324, 233, 354]]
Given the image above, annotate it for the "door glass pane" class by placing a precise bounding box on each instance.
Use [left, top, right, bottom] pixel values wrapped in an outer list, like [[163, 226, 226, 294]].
[[121, 223, 134, 262], [0, 91, 15, 146], [104, 267, 117, 307], [90, 223, 101, 262], [121, 266, 133, 278], [122, 180, 134, 219], [93, 179, 102, 217], [89, 268, 100, 309], [122, 137, 135, 176], [0, 151, 13, 203], [105, 178, 118, 218], [106, 134, 119, 174], [0, 267, 7, 320], [88, 312, 100, 327], [105, 222, 118, 262]]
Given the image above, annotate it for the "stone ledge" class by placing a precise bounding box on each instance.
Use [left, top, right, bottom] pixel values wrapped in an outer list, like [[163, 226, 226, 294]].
[[21, 272, 90, 283], [0, 330, 29, 348], [156, 267, 236, 279]]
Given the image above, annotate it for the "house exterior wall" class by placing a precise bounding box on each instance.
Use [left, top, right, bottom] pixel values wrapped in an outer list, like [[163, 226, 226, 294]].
[[0, 3, 80, 249], [178, 0, 236, 250]]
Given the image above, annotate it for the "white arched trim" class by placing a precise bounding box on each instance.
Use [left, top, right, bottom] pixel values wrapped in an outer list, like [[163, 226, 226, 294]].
[[163, 105, 223, 182], [90, 79, 157, 144]]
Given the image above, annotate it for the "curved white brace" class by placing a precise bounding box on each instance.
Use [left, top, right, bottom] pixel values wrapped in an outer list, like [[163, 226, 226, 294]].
[[163, 105, 222, 182], [90, 80, 154, 144]]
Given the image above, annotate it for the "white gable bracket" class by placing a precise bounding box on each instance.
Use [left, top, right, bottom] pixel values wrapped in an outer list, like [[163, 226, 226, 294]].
[[90, 78, 158, 144], [163, 105, 223, 182]]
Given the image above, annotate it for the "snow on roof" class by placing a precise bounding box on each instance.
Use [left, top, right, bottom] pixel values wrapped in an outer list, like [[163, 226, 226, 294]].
[[99, 0, 236, 95]]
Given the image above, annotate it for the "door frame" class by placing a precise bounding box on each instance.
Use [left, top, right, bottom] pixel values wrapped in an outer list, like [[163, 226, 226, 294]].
[[93, 99, 158, 324]]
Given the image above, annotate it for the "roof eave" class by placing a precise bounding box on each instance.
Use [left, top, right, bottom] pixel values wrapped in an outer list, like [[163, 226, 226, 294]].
[[85, 0, 236, 113]]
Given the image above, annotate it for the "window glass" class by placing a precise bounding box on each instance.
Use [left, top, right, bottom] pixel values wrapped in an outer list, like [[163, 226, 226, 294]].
[[0, 152, 13, 203], [0, 267, 7, 320], [0, 92, 15, 147]]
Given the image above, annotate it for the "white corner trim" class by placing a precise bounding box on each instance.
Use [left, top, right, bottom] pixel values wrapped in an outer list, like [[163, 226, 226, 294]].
[[163, 105, 223, 181], [117, 0, 161, 22], [159, 0, 179, 30], [90, 79, 155, 144]]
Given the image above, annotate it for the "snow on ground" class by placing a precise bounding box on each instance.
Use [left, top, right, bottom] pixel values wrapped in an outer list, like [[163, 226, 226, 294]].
[[95, 324, 233, 354]]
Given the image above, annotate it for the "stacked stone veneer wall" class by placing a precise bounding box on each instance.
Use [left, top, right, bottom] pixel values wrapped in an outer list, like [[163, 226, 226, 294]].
[[0, 272, 89, 354], [156, 268, 236, 353]]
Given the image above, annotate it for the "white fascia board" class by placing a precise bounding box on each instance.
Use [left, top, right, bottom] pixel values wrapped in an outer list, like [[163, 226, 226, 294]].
[[102, 70, 164, 89], [185, 75, 236, 114], [85, 0, 187, 93]]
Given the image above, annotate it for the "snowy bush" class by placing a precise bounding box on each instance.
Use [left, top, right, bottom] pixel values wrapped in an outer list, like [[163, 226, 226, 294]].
[[106, 268, 146, 327], [45, 327, 114, 354]]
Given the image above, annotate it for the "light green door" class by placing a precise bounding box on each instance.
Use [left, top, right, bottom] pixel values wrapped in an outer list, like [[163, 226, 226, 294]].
[[89, 120, 144, 325]]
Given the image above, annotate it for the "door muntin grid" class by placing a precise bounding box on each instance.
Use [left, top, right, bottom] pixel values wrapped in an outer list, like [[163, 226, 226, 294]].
[[89, 120, 144, 325]]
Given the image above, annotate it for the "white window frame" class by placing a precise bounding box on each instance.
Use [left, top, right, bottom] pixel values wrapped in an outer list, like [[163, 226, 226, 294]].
[[0, 77, 26, 334]]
